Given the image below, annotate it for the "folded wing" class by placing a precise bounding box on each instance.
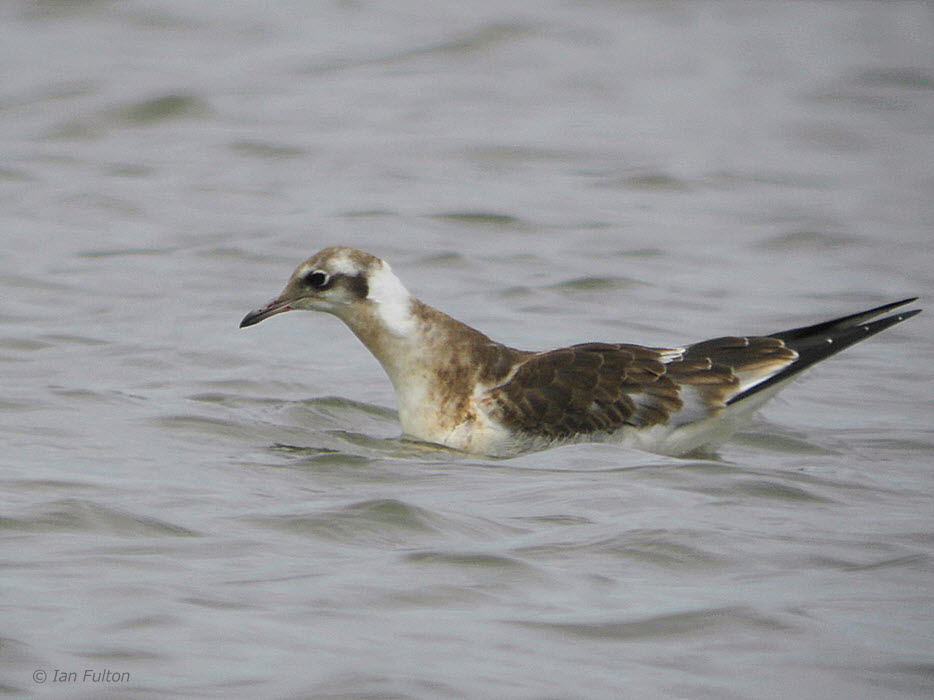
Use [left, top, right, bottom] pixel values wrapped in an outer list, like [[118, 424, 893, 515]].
[[479, 298, 919, 442], [480, 338, 794, 440]]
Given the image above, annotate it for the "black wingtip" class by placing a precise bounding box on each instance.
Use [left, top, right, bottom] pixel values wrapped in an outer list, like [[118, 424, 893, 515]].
[[727, 299, 920, 406], [888, 307, 922, 325], [769, 297, 921, 343]]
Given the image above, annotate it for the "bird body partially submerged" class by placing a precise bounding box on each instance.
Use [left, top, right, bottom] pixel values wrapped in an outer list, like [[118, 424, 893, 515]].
[[241, 247, 919, 457]]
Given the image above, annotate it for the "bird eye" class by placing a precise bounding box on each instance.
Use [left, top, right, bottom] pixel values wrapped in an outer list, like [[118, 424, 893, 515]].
[[304, 270, 331, 289]]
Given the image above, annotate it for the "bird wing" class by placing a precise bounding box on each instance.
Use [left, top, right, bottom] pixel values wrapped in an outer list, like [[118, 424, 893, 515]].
[[479, 299, 920, 441], [479, 338, 798, 440]]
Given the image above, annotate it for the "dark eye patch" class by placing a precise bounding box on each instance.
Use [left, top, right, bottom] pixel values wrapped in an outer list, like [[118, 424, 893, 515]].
[[303, 270, 331, 289], [345, 273, 369, 299]]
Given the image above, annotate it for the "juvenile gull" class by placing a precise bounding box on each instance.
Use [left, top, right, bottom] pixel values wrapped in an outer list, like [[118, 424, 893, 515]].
[[240, 247, 920, 457]]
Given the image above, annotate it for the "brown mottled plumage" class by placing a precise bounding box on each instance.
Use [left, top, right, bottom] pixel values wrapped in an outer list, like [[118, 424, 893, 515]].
[[480, 337, 796, 442], [241, 247, 920, 457]]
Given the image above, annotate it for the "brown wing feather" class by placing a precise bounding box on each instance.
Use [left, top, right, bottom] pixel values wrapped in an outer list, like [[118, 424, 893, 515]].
[[480, 336, 798, 441], [480, 343, 684, 440], [678, 336, 797, 407], [683, 336, 794, 370]]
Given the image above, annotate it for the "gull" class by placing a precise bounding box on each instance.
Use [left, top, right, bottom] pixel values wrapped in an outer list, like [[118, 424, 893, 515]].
[[240, 247, 920, 457]]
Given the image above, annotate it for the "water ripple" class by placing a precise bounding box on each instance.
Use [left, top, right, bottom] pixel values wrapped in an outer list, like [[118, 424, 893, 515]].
[[246, 498, 475, 547], [0, 499, 198, 537], [507, 605, 795, 641]]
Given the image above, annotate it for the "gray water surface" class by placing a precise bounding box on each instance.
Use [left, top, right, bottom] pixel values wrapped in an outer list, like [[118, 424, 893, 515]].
[[2, 2, 934, 698]]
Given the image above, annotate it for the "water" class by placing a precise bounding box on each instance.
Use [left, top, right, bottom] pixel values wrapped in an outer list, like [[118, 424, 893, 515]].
[[2, 1, 934, 698]]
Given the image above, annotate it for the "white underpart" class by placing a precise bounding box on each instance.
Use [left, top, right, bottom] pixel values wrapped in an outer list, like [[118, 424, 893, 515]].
[[366, 260, 417, 338], [650, 380, 788, 456], [669, 385, 711, 426]]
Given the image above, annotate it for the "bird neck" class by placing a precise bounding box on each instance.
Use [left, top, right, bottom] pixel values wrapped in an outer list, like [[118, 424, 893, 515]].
[[338, 296, 509, 441]]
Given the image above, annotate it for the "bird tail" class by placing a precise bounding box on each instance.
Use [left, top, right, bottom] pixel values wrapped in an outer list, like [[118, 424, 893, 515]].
[[727, 297, 921, 405]]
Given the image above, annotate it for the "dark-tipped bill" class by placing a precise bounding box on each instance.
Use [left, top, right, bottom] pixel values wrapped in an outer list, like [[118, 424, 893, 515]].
[[239, 299, 292, 328]]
